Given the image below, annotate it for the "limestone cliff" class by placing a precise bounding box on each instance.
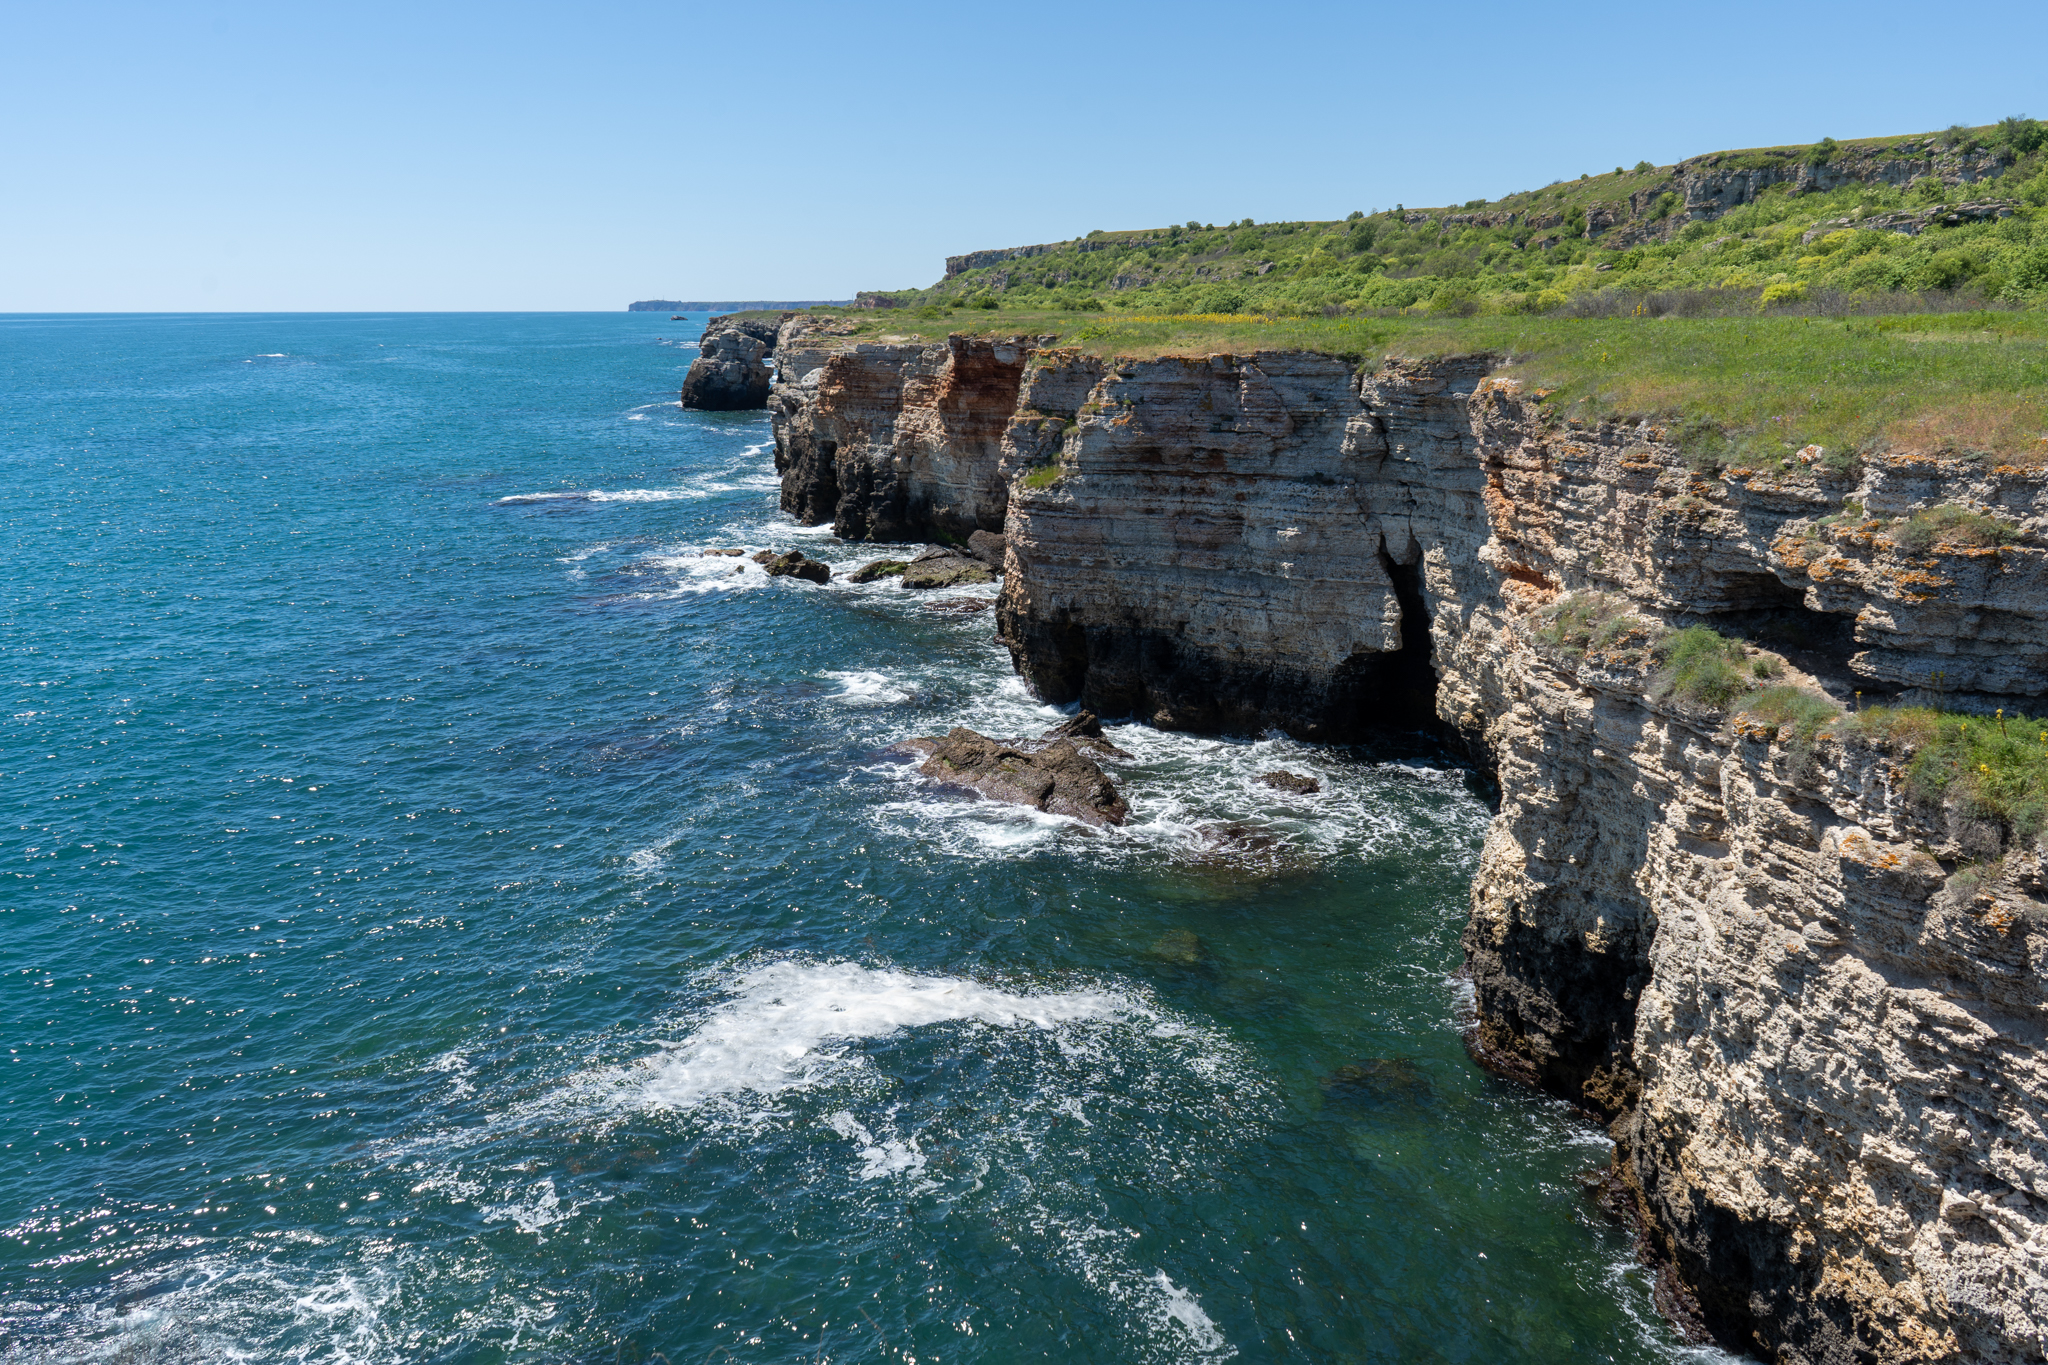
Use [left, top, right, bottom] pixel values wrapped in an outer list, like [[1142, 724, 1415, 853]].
[[770, 322, 2048, 1364], [771, 325, 1046, 541], [679, 313, 790, 411]]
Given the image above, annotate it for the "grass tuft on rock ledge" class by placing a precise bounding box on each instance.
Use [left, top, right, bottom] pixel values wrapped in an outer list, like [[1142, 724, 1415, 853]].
[[1536, 590, 1660, 665], [1889, 503, 2023, 552], [1654, 626, 1756, 708], [1854, 706, 2048, 842]]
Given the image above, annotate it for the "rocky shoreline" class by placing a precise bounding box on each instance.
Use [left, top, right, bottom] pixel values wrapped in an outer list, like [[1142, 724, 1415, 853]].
[[747, 310, 2048, 1364]]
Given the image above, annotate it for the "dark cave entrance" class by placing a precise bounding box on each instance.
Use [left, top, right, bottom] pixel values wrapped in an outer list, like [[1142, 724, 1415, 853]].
[[1382, 551, 1442, 726]]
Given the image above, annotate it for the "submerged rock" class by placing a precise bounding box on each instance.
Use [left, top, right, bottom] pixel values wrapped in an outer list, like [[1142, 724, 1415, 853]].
[[1196, 821, 1285, 854], [1320, 1057, 1433, 1107], [702, 547, 744, 557], [898, 725, 1128, 826], [1258, 770, 1321, 795], [924, 597, 991, 613], [899, 546, 996, 590], [847, 559, 909, 584], [756, 550, 831, 584], [1149, 928, 1208, 966]]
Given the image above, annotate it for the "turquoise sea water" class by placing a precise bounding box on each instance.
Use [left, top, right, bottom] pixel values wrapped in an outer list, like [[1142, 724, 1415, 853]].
[[1, 314, 1731, 1364]]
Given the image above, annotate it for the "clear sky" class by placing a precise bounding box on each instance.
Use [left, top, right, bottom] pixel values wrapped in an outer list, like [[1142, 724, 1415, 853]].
[[6, 0, 2045, 311]]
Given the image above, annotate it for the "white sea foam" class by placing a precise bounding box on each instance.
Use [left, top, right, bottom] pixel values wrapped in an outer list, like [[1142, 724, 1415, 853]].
[[631, 960, 1133, 1113], [425, 1049, 474, 1098], [1026, 1214, 1236, 1362], [823, 670, 908, 703], [480, 1178, 582, 1240], [827, 1111, 928, 1181], [497, 486, 711, 506]]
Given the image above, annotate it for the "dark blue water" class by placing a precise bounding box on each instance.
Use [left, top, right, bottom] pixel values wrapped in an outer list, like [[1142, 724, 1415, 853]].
[[1, 314, 1728, 1363]]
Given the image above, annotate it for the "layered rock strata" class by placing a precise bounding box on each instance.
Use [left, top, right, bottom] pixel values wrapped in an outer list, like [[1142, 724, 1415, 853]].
[[772, 323, 2048, 1364], [772, 332, 1048, 541], [680, 314, 783, 410]]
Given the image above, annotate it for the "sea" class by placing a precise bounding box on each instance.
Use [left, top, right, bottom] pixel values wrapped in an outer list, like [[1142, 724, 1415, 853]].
[[0, 313, 1737, 1363]]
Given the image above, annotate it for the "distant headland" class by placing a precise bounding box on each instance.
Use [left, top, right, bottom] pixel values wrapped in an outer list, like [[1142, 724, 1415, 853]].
[[627, 299, 852, 313]]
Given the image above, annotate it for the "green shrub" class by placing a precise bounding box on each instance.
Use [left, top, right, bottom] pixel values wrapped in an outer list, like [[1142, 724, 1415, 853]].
[[971, 295, 1000, 310], [1997, 115, 2046, 155], [1911, 176, 1950, 204], [1759, 280, 1809, 308], [1633, 159, 1657, 173], [1807, 137, 1839, 166], [1890, 504, 2021, 553], [1647, 192, 1681, 221], [1020, 463, 1065, 490], [1655, 626, 1751, 709]]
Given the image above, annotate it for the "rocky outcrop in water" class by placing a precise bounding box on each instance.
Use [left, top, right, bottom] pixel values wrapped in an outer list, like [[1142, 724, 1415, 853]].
[[680, 314, 783, 410], [899, 725, 1128, 826], [899, 546, 995, 590], [750, 549, 832, 583], [774, 318, 2048, 1364]]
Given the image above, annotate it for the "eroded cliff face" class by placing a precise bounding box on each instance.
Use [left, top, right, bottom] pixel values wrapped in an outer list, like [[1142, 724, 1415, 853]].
[[771, 326, 1044, 541], [995, 349, 1436, 740], [770, 323, 2048, 1364], [680, 314, 783, 411]]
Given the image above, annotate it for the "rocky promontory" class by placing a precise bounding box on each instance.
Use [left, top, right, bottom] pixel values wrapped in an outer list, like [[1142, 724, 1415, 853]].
[[680, 313, 790, 411], [767, 312, 2048, 1365]]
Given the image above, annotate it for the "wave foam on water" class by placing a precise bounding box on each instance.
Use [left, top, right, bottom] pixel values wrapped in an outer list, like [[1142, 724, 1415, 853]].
[[629, 959, 1136, 1113]]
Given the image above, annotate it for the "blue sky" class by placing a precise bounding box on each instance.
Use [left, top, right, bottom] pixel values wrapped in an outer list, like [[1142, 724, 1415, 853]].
[[6, 0, 2045, 311]]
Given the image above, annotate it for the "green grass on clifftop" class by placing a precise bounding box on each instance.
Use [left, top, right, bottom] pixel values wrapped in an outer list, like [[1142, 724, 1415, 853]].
[[815, 307, 2048, 463]]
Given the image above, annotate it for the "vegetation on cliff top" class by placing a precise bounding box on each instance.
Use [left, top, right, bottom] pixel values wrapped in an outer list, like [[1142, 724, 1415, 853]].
[[858, 120, 2048, 319]]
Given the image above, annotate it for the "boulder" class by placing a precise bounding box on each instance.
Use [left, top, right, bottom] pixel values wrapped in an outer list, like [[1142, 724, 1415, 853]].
[[925, 598, 991, 613], [703, 547, 744, 557], [757, 550, 831, 584], [847, 559, 910, 584], [899, 546, 996, 590], [1258, 770, 1321, 795], [967, 529, 1008, 567], [899, 726, 1128, 826]]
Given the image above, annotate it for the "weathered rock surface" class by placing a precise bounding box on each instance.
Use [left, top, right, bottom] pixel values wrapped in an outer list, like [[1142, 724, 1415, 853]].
[[898, 546, 996, 590], [1041, 709, 1133, 760], [997, 350, 1442, 740], [899, 725, 1128, 825], [680, 315, 777, 410], [967, 529, 1008, 566], [1258, 770, 1320, 795], [771, 321, 2048, 1363], [752, 550, 831, 584], [846, 558, 909, 583], [771, 332, 1050, 540]]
